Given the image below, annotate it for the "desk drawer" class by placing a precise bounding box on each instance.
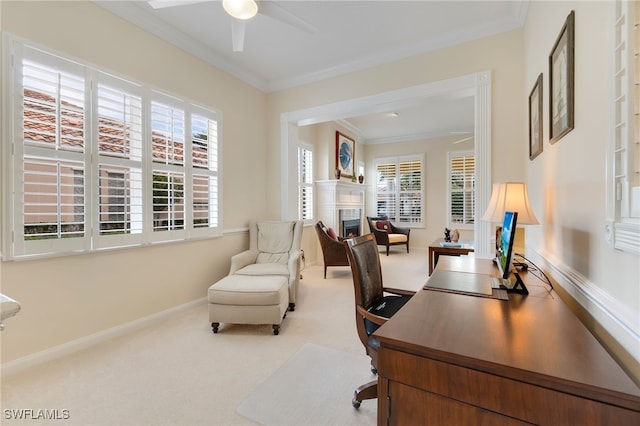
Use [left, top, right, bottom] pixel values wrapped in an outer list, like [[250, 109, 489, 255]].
[[378, 347, 639, 425]]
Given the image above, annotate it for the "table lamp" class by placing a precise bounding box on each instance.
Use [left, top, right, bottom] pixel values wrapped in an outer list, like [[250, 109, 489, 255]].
[[482, 182, 538, 256]]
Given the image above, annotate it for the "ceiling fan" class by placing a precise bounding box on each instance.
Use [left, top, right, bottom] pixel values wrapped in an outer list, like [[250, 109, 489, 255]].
[[450, 131, 474, 145], [148, 0, 317, 52]]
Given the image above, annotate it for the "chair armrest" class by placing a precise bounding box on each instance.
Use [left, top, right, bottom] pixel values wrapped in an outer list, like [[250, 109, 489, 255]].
[[229, 250, 258, 274], [288, 250, 303, 277], [370, 227, 390, 243], [389, 223, 410, 236], [356, 305, 387, 327], [383, 287, 416, 297]]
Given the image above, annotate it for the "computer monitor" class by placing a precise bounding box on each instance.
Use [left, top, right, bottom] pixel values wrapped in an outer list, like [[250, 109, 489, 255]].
[[495, 211, 528, 294], [497, 211, 518, 279]]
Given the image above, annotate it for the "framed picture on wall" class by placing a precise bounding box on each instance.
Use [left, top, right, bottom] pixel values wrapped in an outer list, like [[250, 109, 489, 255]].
[[549, 10, 575, 144], [529, 73, 543, 160], [335, 131, 355, 178]]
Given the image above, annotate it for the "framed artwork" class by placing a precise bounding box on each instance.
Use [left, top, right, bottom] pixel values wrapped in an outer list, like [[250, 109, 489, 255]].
[[335, 131, 355, 178], [529, 73, 543, 160], [549, 10, 575, 144]]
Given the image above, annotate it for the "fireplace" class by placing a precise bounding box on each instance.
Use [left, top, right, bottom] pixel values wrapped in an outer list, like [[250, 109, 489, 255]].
[[339, 209, 361, 238], [342, 219, 361, 238]]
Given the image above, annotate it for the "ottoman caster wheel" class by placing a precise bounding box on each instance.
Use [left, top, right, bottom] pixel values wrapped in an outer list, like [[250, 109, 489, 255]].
[[211, 322, 219, 334], [272, 325, 280, 335]]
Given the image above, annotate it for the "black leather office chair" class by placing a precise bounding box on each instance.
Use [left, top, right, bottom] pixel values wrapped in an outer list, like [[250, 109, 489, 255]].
[[343, 233, 414, 408]]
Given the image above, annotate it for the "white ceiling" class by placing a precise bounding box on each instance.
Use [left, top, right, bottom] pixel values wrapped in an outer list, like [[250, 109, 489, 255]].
[[94, 0, 528, 143]]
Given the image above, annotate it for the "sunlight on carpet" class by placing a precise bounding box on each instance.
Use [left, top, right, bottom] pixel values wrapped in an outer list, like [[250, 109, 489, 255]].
[[237, 343, 377, 425]]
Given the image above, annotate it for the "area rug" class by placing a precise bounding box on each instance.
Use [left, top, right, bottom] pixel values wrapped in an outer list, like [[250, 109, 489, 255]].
[[236, 343, 377, 425]]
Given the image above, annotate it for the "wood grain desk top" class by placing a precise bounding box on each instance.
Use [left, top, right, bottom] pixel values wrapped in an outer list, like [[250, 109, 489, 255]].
[[374, 256, 640, 411]]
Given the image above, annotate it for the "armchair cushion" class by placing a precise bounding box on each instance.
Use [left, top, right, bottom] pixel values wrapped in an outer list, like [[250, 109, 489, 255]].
[[375, 220, 391, 232], [234, 262, 289, 277], [256, 221, 295, 264], [327, 227, 338, 241]]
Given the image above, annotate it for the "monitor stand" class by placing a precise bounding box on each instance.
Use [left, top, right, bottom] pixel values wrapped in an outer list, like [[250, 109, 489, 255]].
[[490, 272, 529, 295]]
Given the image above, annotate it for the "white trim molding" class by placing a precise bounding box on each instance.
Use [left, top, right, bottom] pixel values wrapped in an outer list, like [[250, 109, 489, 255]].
[[1, 298, 207, 378]]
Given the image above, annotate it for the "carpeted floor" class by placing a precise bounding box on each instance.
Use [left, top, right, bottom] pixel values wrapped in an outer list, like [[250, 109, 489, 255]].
[[237, 343, 376, 425], [1, 247, 428, 425]]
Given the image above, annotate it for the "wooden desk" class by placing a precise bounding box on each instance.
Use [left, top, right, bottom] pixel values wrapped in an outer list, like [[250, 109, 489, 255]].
[[374, 256, 640, 425], [428, 238, 474, 275]]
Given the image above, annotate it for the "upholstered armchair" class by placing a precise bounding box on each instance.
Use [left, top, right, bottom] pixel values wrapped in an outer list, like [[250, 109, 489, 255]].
[[230, 221, 303, 311], [314, 220, 349, 278], [366, 216, 410, 256]]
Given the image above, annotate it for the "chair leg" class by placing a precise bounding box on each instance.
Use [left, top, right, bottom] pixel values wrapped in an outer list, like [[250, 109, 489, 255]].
[[289, 302, 295, 311], [324, 265, 327, 279], [406, 243, 410, 253], [211, 322, 219, 334], [352, 380, 377, 408], [386, 245, 390, 256]]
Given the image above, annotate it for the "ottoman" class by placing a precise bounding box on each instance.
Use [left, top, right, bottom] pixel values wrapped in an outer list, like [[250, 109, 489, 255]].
[[208, 274, 289, 335]]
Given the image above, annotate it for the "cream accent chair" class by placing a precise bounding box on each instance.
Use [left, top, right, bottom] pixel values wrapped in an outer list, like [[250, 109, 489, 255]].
[[229, 220, 303, 311]]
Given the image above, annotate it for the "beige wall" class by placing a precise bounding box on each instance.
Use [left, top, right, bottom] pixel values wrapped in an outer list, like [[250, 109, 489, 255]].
[[0, 1, 266, 362], [523, 1, 639, 378]]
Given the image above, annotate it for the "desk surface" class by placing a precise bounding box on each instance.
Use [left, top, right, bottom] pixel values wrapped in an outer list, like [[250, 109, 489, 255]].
[[375, 256, 640, 411]]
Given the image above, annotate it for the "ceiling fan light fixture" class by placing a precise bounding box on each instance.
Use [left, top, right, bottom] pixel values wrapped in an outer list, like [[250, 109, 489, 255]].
[[223, 0, 258, 20]]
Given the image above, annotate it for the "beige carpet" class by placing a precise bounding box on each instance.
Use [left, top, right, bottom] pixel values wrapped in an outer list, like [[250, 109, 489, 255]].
[[237, 343, 376, 425], [1, 247, 427, 425]]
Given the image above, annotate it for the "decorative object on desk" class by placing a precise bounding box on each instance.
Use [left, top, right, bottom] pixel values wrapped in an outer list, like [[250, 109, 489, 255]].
[[358, 174, 364, 184], [549, 10, 575, 144], [335, 131, 354, 178], [334, 168, 341, 179], [444, 228, 451, 242], [529, 73, 543, 160], [451, 229, 460, 243]]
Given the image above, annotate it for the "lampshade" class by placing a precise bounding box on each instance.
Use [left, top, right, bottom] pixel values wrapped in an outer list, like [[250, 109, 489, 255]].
[[223, 0, 258, 20], [482, 182, 539, 224]]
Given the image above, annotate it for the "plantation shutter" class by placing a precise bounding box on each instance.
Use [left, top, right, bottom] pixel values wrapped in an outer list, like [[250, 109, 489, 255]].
[[376, 161, 397, 220], [449, 152, 475, 227], [298, 146, 313, 221], [151, 100, 186, 235], [94, 76, 144, 247], [191, 112, 219, 231], [17, 53, 87, 256], [398, 159, 422, 224]]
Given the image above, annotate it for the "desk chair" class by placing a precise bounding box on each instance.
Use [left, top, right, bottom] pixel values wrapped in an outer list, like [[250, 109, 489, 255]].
[[343, 234, 414, 408]]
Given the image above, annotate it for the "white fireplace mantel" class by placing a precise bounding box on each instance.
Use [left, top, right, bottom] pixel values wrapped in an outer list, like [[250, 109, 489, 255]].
[[316, 180, 366, 237]]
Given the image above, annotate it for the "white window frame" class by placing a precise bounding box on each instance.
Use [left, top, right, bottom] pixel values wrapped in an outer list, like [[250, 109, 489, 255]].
[[447, 150, 475, 230], [2, 34, 222, 260], [297, 142, 314, 224], [373, 154, 424, 227], [606, 0, 640, 255]]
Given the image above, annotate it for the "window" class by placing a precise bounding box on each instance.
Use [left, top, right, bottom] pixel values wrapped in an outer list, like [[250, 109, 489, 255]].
[[297, 144, 313, 222], [448, 151, 475, 228], [607, 0, 640, 254], [374, 155, 423, 225], [3, 37, 222, 259]]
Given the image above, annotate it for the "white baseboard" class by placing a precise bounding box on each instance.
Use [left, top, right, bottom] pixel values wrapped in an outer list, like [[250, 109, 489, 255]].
[[1, 297, 207, 378], [533, 250, 640, 364]]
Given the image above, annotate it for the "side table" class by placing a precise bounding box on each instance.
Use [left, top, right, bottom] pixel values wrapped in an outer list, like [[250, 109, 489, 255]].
[[428, 238, 474, 275]]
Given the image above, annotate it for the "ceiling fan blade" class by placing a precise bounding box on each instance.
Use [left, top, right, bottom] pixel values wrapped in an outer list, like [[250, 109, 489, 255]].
[[148, 0, 209, 9], [452, 136, 474, 144], [231, 19, 246, 52], [259, 1, 317, 34]]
